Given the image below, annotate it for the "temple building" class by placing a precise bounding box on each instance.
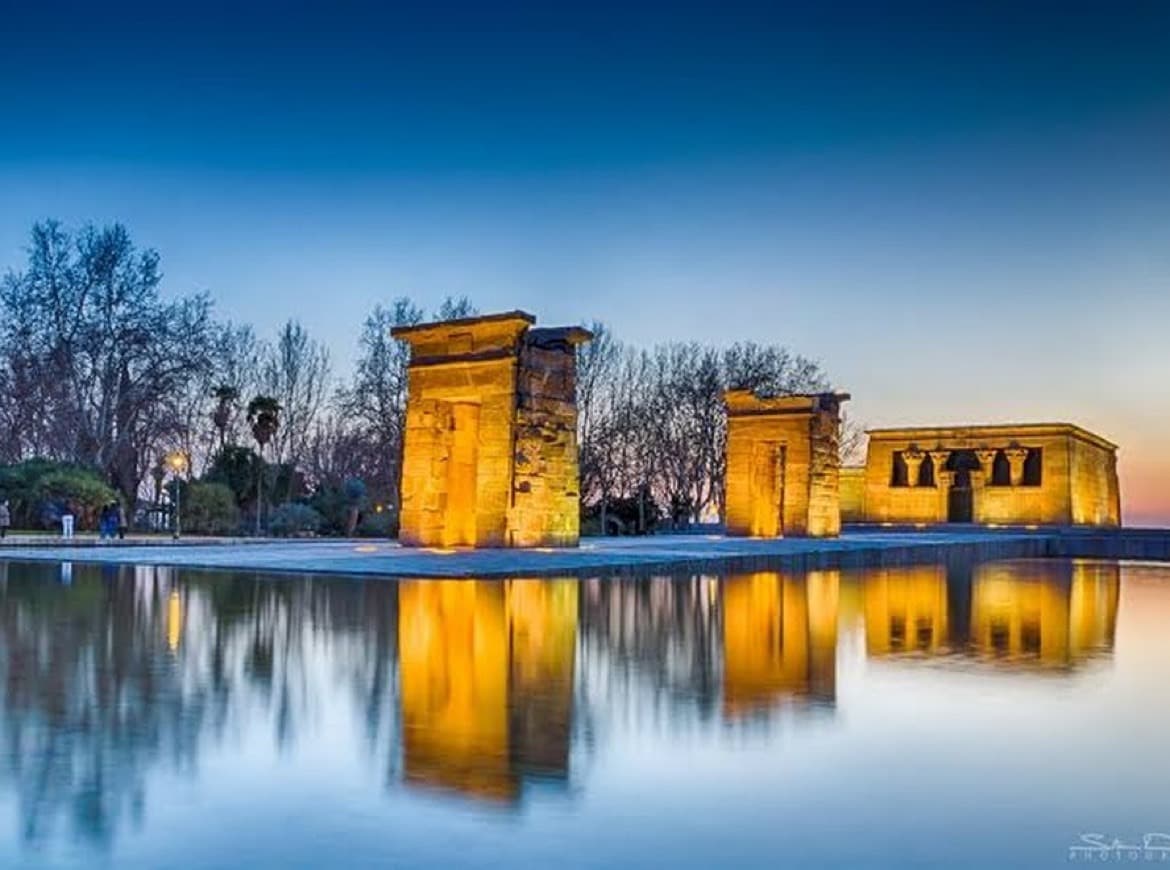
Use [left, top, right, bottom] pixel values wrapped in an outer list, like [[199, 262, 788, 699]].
[[392, 311, 592, 548], [840, 423, 1120, 527], [723, 391, 850, 538]]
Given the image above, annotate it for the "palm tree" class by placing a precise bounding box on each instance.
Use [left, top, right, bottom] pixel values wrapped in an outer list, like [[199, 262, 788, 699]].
[[246, 395, 281, 535], [210, 385, 240, 452]]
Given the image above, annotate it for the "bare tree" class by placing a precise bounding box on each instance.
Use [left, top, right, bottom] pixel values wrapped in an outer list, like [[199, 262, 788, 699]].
[[261, 321, 331, 483], [333, 295, 477, 513], [839, 413, 868, 466], [0, 221, 217, 501], [335, 299, 423, 508], [435, 295, 477, 321]]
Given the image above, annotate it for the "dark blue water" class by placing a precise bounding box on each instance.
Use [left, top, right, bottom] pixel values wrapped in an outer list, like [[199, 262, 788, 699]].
[[0, 558, 1165, 868]]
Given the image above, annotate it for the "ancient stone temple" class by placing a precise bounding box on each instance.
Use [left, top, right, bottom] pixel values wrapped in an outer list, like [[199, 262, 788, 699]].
[[840, 423, 1120, 527], [723, 390, 850, 538], [392, 311, 592, 548]]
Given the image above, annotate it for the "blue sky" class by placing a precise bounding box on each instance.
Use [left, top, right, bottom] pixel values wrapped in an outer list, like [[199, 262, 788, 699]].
[[1, 1, 1167, 521]]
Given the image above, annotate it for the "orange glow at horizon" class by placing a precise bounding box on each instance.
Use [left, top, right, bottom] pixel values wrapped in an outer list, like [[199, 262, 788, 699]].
[[1119, 455, 1170, 527]]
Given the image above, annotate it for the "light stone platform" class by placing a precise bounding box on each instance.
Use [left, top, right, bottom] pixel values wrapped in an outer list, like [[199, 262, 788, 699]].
[[0, 529, 1101, 579], [2, 528, 1166, 579]]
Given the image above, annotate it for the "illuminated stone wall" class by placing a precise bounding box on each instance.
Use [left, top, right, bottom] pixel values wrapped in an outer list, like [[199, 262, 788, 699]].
[[1069, 435, 1123, 526], [509, 331, 587, 547], [839, 466, 866, 523], [859, 424, 1120, 527], [723, 391, 849, 538], [393, 312, 591, 548]]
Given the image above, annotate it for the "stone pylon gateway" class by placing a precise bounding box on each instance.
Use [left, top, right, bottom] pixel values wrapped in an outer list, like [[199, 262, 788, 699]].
[[392, 311, 592, 548], [723, 390, 850, 538]]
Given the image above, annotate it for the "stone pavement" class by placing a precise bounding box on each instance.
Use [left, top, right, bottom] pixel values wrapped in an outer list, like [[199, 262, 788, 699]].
[[0, 529, 1071, 579]]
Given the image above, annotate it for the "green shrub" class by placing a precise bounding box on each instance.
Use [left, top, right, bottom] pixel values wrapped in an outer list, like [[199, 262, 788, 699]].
[[182, 481, 241, 535], [307, 486, 343, 535], [269, 502, 323, 537], [356, 508, 397, 538], [0, 459, 117, 530]]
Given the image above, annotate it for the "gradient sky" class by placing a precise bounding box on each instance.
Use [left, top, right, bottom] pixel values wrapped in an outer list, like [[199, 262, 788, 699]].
[[1, 1, 1167, 523]]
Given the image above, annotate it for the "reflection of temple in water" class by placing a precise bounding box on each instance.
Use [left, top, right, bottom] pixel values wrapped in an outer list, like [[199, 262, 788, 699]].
[[721, 571, 838, 718], [863, 560, 1119, 669], [575, 572, 838, 725], [397, 579, 577, 803]]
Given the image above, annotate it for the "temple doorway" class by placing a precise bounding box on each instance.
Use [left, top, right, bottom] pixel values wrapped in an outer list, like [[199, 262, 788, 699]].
[[947, 468, 974, 522], [442, 403, 480, 546], [748, 442, 784, 537]]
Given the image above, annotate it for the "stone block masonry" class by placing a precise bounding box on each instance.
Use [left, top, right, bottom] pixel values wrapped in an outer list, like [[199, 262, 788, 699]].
[[392, 311, 592, 549], [855, 423, 1120, 527], [723, 390, 850, 538]]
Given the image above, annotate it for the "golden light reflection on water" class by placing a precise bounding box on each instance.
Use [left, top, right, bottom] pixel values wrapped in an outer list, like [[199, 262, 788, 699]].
[[0, 555, 1140, 840], [166, 589, 182, 651], [397, 578, 577, 802], [861, 560, 1119, 669], [721, 571, 838, 716], [390, 559, 1124, 804]]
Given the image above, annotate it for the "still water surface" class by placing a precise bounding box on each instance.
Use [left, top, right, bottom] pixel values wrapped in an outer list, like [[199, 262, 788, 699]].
[[0, 558, 1166, 868]]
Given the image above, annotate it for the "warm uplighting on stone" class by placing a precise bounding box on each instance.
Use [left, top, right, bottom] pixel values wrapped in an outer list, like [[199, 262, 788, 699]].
[[392, 311, 592, 549], [723, 390, 850, 538], [841, 423, 1121, 526]]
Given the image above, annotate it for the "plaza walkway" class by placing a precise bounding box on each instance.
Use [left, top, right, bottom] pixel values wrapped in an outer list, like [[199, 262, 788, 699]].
[[1, 527, 1165, 579]]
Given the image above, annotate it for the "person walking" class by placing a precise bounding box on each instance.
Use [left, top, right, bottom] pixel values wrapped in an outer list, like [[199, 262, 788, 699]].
[[117, 501, 128, 541], [0, 499, 10, 540], [101, 503, 117, 540]]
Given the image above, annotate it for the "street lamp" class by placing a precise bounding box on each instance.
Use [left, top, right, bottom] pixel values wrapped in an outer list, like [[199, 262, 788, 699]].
[[166, 451, 188, 540]]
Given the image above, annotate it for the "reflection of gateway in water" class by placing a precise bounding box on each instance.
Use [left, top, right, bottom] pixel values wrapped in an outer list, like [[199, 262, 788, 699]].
[[721, 571, 838, 718], [575, 572, 839, 723], [863, 560, 1119, 669], [397, 579, 577, 803]]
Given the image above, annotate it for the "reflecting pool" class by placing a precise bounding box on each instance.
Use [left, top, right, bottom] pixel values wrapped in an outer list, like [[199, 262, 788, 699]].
[[0, 558, 1166, 868]]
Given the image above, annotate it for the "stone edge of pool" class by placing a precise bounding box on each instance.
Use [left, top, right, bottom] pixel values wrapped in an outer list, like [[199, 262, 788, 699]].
[[0, 528, 1166, 580]]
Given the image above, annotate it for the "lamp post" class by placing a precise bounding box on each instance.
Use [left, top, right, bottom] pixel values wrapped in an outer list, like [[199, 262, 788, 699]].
[[166, 451, 188, 540]]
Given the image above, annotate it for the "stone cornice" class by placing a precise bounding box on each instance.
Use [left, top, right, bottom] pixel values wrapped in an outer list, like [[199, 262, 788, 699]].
[[865, 423, 1117, 452]]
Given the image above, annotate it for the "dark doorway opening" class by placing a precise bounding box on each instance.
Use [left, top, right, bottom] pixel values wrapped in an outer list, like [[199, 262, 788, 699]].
[[944, 451, 980, 523], [948, 468, 974, 522]]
